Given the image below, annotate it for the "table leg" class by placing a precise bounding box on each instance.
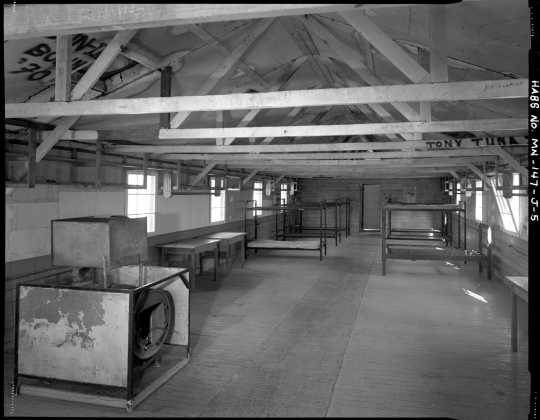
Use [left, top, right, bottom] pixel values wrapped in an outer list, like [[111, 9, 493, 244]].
[[511, 292, 518, 352], [160, 248, 166, 266], [191, 252, 197, 290], [214, 246, 218, 282], [241, 238, 246, 267]]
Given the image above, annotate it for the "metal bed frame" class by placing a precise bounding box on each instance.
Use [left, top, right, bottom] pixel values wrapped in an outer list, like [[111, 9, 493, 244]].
[[243, 204, 325, 260], [284, 198, 351, 245], [380, 202, 488, 275]]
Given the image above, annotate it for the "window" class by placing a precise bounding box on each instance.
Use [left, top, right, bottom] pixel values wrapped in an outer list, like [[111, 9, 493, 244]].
[[509, 173, 521, 229], [475, 180, 483, 222], [210, 176, 226, 223], [127, 171, 156, 233], [280, 183, 288, 206], [455, 182, 461, 204], [253, 181, 263, 216], [489, 176, 517, 233]]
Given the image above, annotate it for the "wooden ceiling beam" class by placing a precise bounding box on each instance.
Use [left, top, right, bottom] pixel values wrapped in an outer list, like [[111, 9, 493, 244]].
[[5, 4, 358, 40], [9, 79, 527, 119], [213, 157, 494, 167], [493, 146, 528, 178], [35, 30, 138, 162], [340, 11, 430, 83], [189, 23, 270, 90], [170, 19, 274, 128], [223, 57, 310, 145], [306, 16, 421, 122], [159, 148, 500, 161], [54, 35, 72, 102], [158, 119, 526, 140], [242, 169, 259, 186], [189, 162, 217, 188], [110, 136, 527, 154], [119, 42, 162, 70]]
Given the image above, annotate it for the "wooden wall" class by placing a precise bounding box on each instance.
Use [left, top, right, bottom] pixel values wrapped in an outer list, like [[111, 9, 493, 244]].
[[455, 180, 528, 281], [297, 178, 446, 232]]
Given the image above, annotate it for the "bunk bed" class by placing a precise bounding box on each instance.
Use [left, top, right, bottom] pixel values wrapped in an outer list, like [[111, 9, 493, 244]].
[[243, 205, 324, 260], [280, 201, 333, 249], [284, 198, 351, 245], [380, 202, 489, 275]]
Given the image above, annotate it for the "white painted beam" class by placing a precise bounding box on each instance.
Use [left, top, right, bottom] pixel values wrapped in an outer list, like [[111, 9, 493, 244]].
[[160, 148, 500, 161], [119, 42, 161, 70], [340, 11, 430, 83], [8, 79, 527, 119], [109, 136, 528, 154], [54, 35, 72, 102], [71, 30, 138, 101], [4, 4, 358, 40], [159, 119, 526, 140], [307, 17, 421, 122], [213, 157, 494, 167]]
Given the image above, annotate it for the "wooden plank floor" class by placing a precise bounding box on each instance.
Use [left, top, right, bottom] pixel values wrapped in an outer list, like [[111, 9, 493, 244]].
[[3, 233, 529, 417]]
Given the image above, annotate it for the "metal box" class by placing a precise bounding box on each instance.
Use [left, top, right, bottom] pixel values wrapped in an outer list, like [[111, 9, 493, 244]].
[[51, 216, 148, 268], [15, 266, 190, 411]]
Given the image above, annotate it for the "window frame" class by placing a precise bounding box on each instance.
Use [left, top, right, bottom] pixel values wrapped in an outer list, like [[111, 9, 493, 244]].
[[126, 170, 157, 233], [253, 181, 263, 216], [490, 175, 518, 233], [209, 176, 226, 223], [280, 182, 288, 206], [474, 180, 483, 222]]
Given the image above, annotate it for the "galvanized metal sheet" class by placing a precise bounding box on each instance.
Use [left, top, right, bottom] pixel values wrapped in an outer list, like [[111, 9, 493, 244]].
[[18, 286, 130, 387]]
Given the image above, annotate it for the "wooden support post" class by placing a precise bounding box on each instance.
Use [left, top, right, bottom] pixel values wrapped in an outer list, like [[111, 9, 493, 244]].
[[70, 148, 78, 183], [463, 201, 467, 252], [216, 110, 224, 145], [27, 128, 37, 188], [478, 225, 483, 273], [142, 153, 149, 189], [323, 205, 327, 256], [319, 204, 323, 260], [95, 139, 102, 188], [381, 206, 387, 275], [54, 35, 72, 102], [457, 208, 461, 248], [335, 203, 338, 246], [160, 66, 172, 129], [176, 161, 182, 190]]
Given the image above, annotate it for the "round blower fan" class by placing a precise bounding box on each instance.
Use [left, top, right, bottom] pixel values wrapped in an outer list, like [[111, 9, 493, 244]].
[[133, 289, 175, 361]]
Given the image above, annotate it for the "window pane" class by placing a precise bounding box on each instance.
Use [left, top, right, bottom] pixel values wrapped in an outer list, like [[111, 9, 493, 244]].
[[475, 180, 483, 222], [126, 172, 156, 233], [489, 178, 517, 232]]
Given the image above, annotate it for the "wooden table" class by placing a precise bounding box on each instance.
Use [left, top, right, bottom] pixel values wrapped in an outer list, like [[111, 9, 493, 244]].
[[205, 232, 246, 267], [502, 276, 528, 352], [156, 238, 221, 289]]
